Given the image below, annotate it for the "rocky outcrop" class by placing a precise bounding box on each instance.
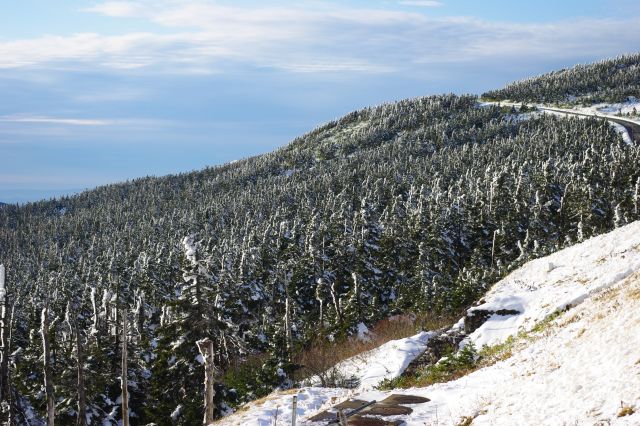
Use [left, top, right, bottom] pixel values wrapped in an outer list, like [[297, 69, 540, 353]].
[[464, 308, 520, 334], [404, 307, 520, 376], [403, 327, 467, 376]]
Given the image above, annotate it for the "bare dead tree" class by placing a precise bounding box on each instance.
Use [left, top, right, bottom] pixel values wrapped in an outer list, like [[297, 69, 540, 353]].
[[196, 338, 215, 425], [121, 308, 129, 426], [0, 264, 12, 424], [75, 322, 87, 426], [41, 304, 55, 426]]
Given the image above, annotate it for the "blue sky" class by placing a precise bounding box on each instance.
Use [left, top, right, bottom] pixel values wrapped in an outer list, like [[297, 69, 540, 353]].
[[1, 0, 639, 203]]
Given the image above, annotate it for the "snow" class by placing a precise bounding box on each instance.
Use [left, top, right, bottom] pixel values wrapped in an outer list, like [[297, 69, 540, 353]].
[[170, 404, 184, 422], [465, 220, 640, 348], [0, 264, 5, 300], [217, 221, 640, 425], [217, 387, 350, 426], [304, 331, 436, 392], [577, 97, 640, 118], [355, 322, 371, 342], [609, 122, 633, 145], [218, 331, 434, 425], [375, 221, 640, 425], [482, 100, 638, 145], [181, 235, 197, 264]]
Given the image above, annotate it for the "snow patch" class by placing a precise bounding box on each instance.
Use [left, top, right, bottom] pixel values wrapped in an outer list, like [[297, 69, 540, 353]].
[[464, 221, 640, 348], [355, 322, 371, 342]]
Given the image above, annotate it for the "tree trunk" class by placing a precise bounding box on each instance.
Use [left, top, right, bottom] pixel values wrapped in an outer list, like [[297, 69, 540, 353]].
[[121, 309, 129, 426], [330, 280, 342, 324], [41, 306, 55, 426], [0, 265, 10, 403], [284, 296, 292, 357], [75, 324, 87, 426], [196, 338, 215, 425], [0, 264, 13, 424]]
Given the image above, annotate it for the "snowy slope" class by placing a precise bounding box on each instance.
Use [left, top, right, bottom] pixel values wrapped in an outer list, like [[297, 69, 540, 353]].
[[576, 98, 640, 118], [463, 220, 640, 347], [217, 332, 433, 425], [216, 221, 640, 425], [306, 330, 437, 392]]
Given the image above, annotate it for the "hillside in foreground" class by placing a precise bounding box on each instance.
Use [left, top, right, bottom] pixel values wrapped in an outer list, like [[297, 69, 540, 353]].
[[224, 220, 640, 425]]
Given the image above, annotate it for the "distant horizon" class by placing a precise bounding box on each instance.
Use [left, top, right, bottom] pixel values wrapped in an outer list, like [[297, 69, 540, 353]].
[[2, 0, 640, 202]]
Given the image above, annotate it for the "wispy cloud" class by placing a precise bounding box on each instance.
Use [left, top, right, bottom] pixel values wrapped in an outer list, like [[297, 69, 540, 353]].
[[82, 1, 144, 17], [0, 1, 637, 75], [0, 115, 113, 126], [0, 115, 170, 128], [399, 1, 443, 7]]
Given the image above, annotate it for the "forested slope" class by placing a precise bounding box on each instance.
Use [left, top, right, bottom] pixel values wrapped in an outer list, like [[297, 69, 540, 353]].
[[0, 69, 639, 424], [483, 53, 640, 105]]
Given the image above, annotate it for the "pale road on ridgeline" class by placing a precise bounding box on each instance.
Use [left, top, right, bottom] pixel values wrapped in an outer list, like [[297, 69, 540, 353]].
[[490, 101, 640, 144]]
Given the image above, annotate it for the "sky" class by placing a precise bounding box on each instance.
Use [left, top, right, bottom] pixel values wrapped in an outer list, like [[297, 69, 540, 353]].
[[1, 0, 640, 203]]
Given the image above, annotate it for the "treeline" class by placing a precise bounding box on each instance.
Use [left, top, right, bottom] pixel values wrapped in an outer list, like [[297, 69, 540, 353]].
[[483, 53, 640, 105], [0, 92, 639, 424]]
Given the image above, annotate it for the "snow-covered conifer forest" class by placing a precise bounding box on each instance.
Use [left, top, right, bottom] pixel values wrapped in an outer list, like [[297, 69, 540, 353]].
[[0, 54, 639, 425], [483, 53, 640, 105]]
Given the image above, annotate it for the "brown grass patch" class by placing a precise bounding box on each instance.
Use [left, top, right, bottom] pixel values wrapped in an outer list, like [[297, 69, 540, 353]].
[[627, 287, 640, 300], [292, 312, 459, 386], [456, 416, 474, 426], [618, 405, 635, 417]]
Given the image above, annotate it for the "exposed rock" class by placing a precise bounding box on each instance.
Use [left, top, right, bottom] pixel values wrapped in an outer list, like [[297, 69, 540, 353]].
[[464, 308, 520, 334], [403, 327, 467, 375], [405, 307, 520, 376]]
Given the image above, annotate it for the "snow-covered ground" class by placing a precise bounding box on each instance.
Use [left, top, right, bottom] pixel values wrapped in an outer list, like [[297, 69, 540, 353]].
[[306, 330, 436, 392], [216, 221, 640, 425], [217, 331, 433, 425], [575, 97, 640, 118]]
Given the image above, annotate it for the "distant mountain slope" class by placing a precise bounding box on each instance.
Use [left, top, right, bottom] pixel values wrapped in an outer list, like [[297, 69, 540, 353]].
[[0, 58, 639, 424], [483, 53, 640, 105]]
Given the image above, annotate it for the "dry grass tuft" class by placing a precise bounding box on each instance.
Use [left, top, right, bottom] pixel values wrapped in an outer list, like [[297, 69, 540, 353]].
[[627, 287, 640, 300], [618, 404, 635, 417], [456, 416, 474, 426], [293, 312, 459, 386]]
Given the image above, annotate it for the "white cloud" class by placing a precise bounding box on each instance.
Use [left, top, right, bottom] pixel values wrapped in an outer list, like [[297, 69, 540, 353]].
[[0, 115, 170, 127], [82, 1, 143, 17], [0, 2, 637, 75], [0, 115, 112, 126], [399, 1, 443, 7]]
